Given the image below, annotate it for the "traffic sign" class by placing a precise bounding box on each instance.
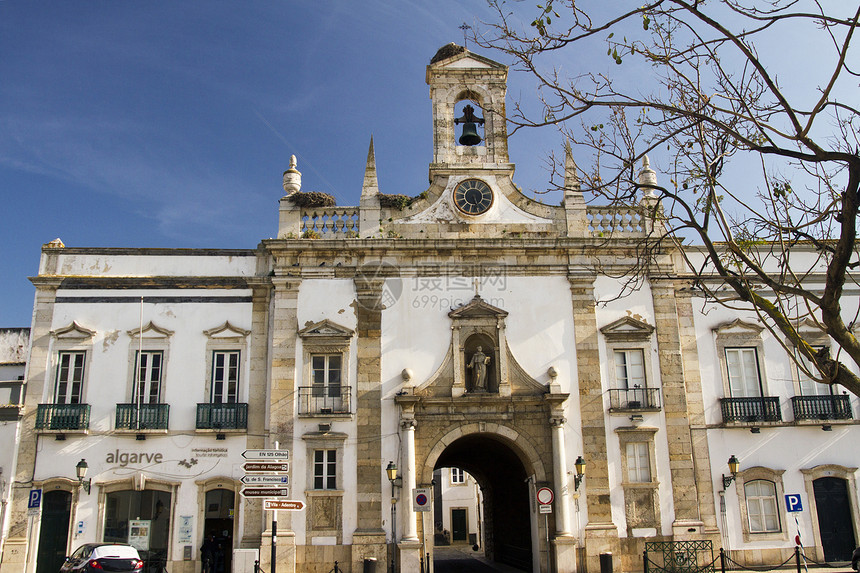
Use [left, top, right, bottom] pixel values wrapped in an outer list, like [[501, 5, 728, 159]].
[[785, 494, 803, 512], [539, 504, 553, 514], [536, 487, 554, 506], [241, 488, 290, 497], [28, 489, 42, 509], [241, 475, 290, 485], [243, 462, 289, 472], [413, 488, 431, 512], [27, 489, 42, 516], [263, 500, 305, 511], [243, 449, 289, 460]]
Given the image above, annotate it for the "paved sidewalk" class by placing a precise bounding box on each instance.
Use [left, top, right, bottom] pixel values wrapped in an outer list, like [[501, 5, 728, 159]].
[[433, 545, 524, 572]]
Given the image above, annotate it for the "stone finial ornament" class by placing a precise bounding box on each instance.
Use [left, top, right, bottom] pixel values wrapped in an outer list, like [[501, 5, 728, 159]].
[[563, 142, 581, 196], [638, 155, 658, 198], [361, 136, 380, 197], [283, 155, 302, 195]]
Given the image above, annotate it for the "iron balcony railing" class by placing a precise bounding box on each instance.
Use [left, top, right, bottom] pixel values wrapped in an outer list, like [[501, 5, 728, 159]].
[[609, 388, 661, 410], [196, 402, 248, 430], [791, 395, 853, 421], [720, 397, 782, 423], [298, 386, 351, 415], [36, 403, 91, 430], [115, 403, 170, 430]]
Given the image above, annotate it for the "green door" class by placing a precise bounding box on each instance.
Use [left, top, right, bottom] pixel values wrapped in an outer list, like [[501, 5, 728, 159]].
[[35, 490, 71, 573], [451, 509, 468, 542]]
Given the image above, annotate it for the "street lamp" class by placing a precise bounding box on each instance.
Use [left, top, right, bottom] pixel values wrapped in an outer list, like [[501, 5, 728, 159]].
[[76, 458, 92, 494], [386, 461, 402, 573], [722, 455, 740, 489], [573, 456, 586, 490]]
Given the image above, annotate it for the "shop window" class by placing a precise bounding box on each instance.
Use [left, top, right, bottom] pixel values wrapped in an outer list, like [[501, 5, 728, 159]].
[[104, 489, 172, 566]]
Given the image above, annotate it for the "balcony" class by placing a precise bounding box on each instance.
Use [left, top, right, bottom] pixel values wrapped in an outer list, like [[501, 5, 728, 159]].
[[115, 403, 170, 431], [608, 388, 661, 412], [791, 395, 853, 421], [196, 403, 248, 430], [0, 380, 24, 421], [720, 397, 782, 424], [298, 386, 351, 416], [36, 403, 90, 432]]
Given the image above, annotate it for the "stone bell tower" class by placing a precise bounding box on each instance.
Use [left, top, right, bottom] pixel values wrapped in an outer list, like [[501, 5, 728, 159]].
[[426, 43, 511, 180]]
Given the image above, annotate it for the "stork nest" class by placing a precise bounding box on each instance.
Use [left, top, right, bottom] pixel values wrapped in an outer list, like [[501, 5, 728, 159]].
[[287, 191, 336, 208]]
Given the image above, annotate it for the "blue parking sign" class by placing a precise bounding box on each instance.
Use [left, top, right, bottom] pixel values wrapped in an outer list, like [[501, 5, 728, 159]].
[[28, 489, 42, 509], [785, 494, 803, 512]]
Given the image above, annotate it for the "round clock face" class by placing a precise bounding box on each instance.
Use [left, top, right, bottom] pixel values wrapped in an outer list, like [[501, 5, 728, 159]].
[[453, 179, 493, 216]]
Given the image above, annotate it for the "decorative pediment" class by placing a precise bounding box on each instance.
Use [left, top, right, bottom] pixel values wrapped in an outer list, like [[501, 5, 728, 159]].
[[600, 316, 655, 342], [448, 295, 508, 320], [299, 319, 354, 340], [127, 321, 174, 339], [52, 321, 95, 340], [713, 318, 764, 337], [428, 44, 505, 71], [204, 321, 251, 339]]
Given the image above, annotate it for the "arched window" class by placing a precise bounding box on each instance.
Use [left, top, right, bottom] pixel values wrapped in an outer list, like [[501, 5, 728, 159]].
[[744, 479, 780, 533]]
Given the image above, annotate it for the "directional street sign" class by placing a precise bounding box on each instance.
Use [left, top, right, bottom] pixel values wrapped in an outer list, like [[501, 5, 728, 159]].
[[263, 500, 305, 511], [241, 475, 290, 485], [243, 462, 289, 473], [243, 450, 289, 460], [241, 488, 290, 498]]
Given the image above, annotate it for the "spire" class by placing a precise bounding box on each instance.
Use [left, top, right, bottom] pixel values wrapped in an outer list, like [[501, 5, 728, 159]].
[[282, 155, 302, 195], [638, 155, 658, 198], [361, 136, 379, 197], [563, 141, 581, 196]]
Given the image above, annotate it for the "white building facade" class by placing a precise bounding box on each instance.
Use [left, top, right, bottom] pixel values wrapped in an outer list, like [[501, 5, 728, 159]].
[[1, 44, 858, 573]]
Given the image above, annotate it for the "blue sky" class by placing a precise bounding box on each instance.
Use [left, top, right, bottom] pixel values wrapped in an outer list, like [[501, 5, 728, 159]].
[[1, 1, 597, 327], [1, 2, 851, 327]]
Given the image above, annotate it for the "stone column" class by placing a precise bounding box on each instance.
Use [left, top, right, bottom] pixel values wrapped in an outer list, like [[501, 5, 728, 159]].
[[568, 276, 617, 571], [398, 418, 422, 572], [241, 279, 272, 547], [401, 420, 418, 542], [673, 287, 720, 536], [263, 276, 300, 572], [0, 277, 61, 573], [550, 416, 573, 536], [650, 280, 707, 538], [352, 274, 387, 571]]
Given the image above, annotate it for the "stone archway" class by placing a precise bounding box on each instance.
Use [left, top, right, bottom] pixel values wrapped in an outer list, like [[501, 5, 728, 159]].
[[434, 433, 533, 570]]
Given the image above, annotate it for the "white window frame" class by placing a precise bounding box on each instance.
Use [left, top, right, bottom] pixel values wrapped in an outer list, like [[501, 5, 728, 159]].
[[211, 350, 241, 403], [614, 349, 647, 390], [55, 350, 86, 404], [203, 321, 250, 405], [313, 449, 337, 490], [49, 322, 96, 405], [745, 479, 781, 533], [126, 321, 173, 405], [134, 350, 164, 404], [451, 468, 466, 485], [311, 354, 342, 398], [626, 442, 652, 483], [714, 319, 769, 399], [735, 466, 788, 542], [724, 347, 763, 398]]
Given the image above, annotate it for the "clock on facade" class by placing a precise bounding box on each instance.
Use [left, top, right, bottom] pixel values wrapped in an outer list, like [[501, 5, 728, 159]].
[[453, 179, 494, 216]]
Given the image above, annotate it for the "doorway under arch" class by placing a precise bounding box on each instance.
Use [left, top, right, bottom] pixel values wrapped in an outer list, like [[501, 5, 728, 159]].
[[433, 433, 534, 571]]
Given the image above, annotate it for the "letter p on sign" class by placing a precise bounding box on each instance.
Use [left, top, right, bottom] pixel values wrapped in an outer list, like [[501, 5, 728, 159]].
[[785, 494, 803, 513]]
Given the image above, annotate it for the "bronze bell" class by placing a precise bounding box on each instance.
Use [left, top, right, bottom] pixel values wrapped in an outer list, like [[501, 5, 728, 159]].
[[455, 104, 485, 146], [458, 122, 482, 146]]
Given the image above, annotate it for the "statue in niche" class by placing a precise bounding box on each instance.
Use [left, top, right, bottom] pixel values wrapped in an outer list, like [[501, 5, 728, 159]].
[[467, 346, 491, 392]]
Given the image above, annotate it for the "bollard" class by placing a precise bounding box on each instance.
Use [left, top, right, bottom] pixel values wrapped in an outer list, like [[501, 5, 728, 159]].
[[363, 557, 377, 573], [600, 552, 613, 573]]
